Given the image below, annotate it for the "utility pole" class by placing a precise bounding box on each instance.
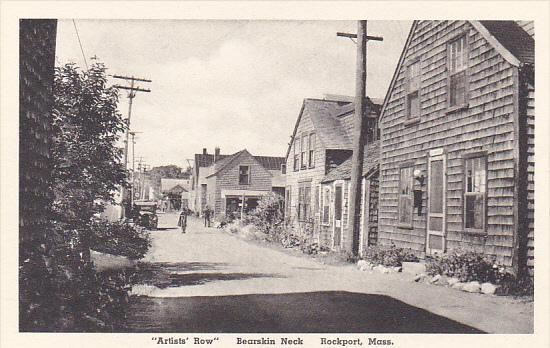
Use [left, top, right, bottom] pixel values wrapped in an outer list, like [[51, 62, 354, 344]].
[[129, 131, 142, 207], [113, 75, 151, 219], [338, 21, 382, 256]]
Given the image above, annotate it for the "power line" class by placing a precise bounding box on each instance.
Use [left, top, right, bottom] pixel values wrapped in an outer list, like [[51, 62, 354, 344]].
[[72, 19, 88, 70]]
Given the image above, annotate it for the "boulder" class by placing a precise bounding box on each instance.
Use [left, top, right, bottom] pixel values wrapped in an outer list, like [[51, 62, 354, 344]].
[[447, 277, 460, 286], [438, 276, 449, 286], [451, 282, 465, 290], [430, 274, 441, 283], [374, 265, 390, 274], [402, 262, 426, 275], [413, 273, 427, 282], [462, 281, 481, 293], [357, 260, 374, 272], [393, 266, 403, 273], [481, 282, 498, 295]]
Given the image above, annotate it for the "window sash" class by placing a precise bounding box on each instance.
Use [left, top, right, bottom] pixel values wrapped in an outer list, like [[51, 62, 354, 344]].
[[463, 156, 487, 232], [239, 166, 250, 185], [407, 91, 420, 119], [308, 133, 315, 168], [448, 35, 469, 109], [301, 134, 307, 169], [322, 187, 331, 225], [449, 71, 467, 108]]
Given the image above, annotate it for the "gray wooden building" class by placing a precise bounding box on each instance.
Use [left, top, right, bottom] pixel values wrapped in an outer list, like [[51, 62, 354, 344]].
[[377, 20, 534, 274]]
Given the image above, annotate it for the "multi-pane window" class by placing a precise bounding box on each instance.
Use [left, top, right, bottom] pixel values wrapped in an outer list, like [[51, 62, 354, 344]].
[[406, 60, 421, 119], [398, 166, 413, 226], [293, 136, 299, 171], [297, 183, 311, 222], [300, 134, 308, 169], [308, 133, 316, 168], [322, 186, 331, 225], [238, 165, 250, 185], [464, 156, 486, 231], [448, 35, 469, 108]]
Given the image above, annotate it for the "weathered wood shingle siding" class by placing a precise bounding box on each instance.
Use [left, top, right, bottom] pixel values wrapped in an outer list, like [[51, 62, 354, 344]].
[[285, 109, 326, 235], [379, 21, 521, 265], [526, 83, 535, 269]]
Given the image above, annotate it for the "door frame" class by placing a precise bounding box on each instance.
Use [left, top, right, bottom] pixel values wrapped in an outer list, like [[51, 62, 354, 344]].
[[426, 148, 447, 255], [331, 180, 345, 249]]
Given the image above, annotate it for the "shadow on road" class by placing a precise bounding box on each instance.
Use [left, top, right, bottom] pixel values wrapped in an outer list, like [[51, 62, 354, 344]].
[[120, 291, 485, 333], [134, 262, 283, 288]]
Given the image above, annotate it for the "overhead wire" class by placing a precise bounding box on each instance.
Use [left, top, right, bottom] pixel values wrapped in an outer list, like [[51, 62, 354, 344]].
[[72, 19, 89, 70]]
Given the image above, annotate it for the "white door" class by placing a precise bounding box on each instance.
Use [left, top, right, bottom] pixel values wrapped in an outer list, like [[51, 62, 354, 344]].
[[426, 149, 446, 255]]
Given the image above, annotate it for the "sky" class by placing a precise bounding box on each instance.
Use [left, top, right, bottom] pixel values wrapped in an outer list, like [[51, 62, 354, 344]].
[[55, 20, 411, 168]]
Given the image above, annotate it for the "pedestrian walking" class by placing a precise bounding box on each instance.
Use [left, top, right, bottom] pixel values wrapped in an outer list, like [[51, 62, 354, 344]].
[[204, 206, 211, 227], [178, 208, 188, 233]]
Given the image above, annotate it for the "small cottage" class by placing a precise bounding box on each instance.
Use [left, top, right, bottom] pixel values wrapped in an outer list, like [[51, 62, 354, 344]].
[[378, 20, 534, 275], [283, 96, 381, 248], [191, 148, 285, 219]]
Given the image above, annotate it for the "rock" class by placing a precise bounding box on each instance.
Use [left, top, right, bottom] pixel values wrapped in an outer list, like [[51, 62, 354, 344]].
[[481, 282, 498, 295], [438, 276, 449, 286], [374, 265, 390, 274], [430, 274, 441, 283], [462, 281, 481, 293], [393, 266, 403, 273], [413, 273, 426, 282], [402, 262, 426, 275], [357, 260, 368, 269], [452, 282, 465, 290], [447, 277, 460, 286]]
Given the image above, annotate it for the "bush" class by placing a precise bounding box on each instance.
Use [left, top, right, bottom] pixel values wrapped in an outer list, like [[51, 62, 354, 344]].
[[425, 250, 533, 296], [89, 220, 151, 260], [243, 192, 285, 238], [300, 242, 330, 255], [362, 244, 419, 267]]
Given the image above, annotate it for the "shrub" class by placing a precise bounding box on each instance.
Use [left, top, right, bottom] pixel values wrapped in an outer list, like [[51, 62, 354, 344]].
[[244, 192, 285, 237], [362, 244, 419, 267], [89, 220, 151, 260], [425, 250, 534, 296]]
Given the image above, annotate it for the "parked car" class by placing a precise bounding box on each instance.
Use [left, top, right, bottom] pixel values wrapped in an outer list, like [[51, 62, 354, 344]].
[[133, 200, 158, 230]]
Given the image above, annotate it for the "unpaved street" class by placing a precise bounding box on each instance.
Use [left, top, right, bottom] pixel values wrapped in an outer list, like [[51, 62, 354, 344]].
[[121, 213, 533, 333]]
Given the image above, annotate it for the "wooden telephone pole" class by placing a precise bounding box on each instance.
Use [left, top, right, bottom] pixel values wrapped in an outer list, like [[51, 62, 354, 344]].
[[113, 75, 151, 218], [338, 21, 382, 256], [129, 131, 142, 207]]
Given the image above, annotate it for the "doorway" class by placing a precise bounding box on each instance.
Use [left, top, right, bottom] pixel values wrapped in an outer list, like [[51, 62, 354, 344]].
[[426, 149, 446, 255]]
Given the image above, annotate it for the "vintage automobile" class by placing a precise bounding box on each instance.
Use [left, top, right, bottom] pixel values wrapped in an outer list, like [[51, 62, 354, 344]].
[[133, 200, 158, 230]]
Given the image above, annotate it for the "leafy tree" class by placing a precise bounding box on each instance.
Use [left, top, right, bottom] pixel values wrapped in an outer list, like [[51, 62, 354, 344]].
[[51, 62, 127, 225], [148, 164, 188, 194]]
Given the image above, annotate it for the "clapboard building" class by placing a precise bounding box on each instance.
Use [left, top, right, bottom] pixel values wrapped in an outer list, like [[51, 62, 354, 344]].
[[378, 20, 534, 275], [284, 96, 382, 248]]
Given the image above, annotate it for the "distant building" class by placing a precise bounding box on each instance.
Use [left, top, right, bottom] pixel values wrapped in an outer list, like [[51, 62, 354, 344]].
[[378, 20, 534, 275], [190, 147, 285, 218]]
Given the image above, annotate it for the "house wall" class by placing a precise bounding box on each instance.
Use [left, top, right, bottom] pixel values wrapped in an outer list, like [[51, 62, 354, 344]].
[[379, 20, 520, 266], [525, 83, 535, 272], [284, 110, 327, 238], [213, 153, 272, 217]]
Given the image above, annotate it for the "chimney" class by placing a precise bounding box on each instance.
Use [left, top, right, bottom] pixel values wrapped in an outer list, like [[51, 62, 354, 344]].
[[202, 148, 207, 155], [214, 147, 220, 162]]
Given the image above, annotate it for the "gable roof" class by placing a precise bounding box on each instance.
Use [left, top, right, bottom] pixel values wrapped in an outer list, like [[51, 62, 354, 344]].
[[479, 20, 534, 65], [205, 149, 285, 178], [161, 178, 189, 192], [379, 20, 535, 122], [285, 97, 382, 160], [321, 140, 380, 183]]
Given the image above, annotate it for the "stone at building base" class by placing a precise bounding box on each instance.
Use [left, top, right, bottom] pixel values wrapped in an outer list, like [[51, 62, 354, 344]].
[[481, 282, 499, 295], [462, 281, 481, 293]]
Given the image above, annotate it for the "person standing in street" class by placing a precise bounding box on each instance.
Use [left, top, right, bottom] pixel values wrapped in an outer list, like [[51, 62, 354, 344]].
[[203, 206, 211, 227], [178, 207, 188, 233]]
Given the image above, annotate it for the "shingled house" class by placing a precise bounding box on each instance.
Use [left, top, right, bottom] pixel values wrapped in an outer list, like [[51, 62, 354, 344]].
[[378, 20, 534, 275], [190, 148, 285, 218], [284, 96, 382, 248]]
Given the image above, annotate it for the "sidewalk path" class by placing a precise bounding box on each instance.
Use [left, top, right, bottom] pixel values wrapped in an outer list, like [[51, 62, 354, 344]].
[[122, 213, 533, 333]]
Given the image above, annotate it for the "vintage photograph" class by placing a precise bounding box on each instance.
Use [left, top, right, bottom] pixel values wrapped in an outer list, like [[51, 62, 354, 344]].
[[18, 18, 535, 334]]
